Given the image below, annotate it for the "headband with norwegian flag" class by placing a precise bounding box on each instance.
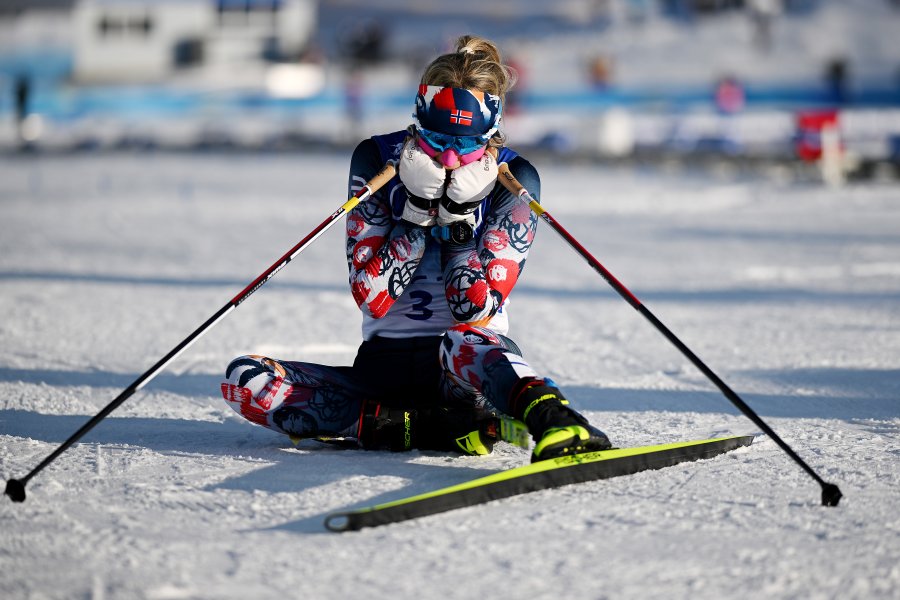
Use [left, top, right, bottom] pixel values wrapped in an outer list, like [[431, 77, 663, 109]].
[[414, 85, 502, 137]]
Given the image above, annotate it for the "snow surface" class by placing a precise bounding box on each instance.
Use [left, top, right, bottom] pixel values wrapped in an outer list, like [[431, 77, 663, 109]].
[[1, 153, 898, 599]]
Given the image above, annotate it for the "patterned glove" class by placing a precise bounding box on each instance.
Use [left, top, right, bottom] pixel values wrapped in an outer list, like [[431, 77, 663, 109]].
[[438, 151, 498, 226], [398, 138, 447, 226]]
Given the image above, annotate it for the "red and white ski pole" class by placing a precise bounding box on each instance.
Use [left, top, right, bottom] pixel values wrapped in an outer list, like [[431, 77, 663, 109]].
[[497, 162, 843, 507], [4, 161, 397, 504]]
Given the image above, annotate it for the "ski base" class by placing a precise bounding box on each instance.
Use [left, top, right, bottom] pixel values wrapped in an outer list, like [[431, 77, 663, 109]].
[[324, 435, 754, 532]]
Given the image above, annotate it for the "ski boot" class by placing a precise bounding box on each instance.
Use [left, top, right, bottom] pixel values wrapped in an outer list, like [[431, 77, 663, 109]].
[[358, 402, 499, 456], [512, 380, 612, 462]]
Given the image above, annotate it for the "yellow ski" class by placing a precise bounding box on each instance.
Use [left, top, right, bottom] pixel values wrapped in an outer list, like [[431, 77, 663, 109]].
[[325, 435, 754, 531]]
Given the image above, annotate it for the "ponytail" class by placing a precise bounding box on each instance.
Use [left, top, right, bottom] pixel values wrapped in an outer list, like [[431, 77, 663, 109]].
[[420, 35, 517, 103]]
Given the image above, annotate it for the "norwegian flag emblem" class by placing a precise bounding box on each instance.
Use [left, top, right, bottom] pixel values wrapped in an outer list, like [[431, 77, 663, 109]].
[[450, 110, 473, 125]]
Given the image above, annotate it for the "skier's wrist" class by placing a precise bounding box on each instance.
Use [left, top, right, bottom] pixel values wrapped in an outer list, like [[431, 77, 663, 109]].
[[431, 221, 474, 246]]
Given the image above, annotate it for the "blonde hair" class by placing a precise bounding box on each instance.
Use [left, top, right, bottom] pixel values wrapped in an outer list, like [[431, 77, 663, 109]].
[[420, 35, 517, 146]]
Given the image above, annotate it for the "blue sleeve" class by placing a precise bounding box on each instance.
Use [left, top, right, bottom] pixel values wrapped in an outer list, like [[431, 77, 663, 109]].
[[506, 155, 541, 203]]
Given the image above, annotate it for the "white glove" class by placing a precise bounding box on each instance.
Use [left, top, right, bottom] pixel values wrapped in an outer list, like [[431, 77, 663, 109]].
[[398, 138, 447, 226], [438, 151, 498, 226]]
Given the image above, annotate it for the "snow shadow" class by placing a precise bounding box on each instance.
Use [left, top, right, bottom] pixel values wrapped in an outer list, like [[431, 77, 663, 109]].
[[5, 270, 898, 305], [225, 451, 504, 535], [0, 366, 220, 397], [0, 270, 344, 293], [3, 364, 895, 427], [0, 407, 502, 534], [570, 367, 900, 422], [0, 408, 275, 459], [665, 226, 900, 247], [515, 282, 900, 304]]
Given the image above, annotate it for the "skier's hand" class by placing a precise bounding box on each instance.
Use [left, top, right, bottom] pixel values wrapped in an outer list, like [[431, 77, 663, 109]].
[[398, 138, 446, 226], [438, 151, 498, 226]]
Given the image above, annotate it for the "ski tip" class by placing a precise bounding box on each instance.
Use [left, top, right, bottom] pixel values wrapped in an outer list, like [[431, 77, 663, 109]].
[[821, 483, 843, 507], [324, 512, 354, 533], [5, 478, 26, 503]]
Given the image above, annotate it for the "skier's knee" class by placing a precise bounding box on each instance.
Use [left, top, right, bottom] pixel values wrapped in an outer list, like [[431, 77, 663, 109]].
[[223, 354, 282, 388], [444, 324, 502, 347], [220, 355, 285, 426]]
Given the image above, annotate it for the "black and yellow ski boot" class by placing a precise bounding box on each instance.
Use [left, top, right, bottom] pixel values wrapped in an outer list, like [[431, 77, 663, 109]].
[[512, 380, 612, 462], [358, 402, 498, 456]]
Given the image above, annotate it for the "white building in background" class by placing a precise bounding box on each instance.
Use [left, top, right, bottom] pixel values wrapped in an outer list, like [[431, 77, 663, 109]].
[[71, 0, 321, 97]]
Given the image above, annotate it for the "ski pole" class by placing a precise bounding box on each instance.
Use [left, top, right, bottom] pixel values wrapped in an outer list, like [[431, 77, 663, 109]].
[[497, 163, 843, 507], [4, 161, 397, 504]]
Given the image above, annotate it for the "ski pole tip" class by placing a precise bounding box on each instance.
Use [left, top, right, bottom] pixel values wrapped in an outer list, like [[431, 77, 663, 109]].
[[5, 478, 26, 503], [821, 482, 842, 507]]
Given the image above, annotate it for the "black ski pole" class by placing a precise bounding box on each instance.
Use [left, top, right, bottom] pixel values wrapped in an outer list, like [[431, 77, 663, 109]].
[[4, 161, 397, 504], [497, 163, 842, 507]]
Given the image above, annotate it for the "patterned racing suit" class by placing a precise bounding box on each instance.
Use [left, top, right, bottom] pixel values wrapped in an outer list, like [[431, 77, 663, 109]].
[[221, 131, 547, 449]]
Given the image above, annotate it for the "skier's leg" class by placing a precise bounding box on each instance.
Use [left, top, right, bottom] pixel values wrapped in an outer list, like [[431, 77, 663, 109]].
[[439, 324, 537, 410], [351, 335, 499, 455], [440, 324, 612, 460], [221, 355, 366, 439], [355, 401, 500, 455]]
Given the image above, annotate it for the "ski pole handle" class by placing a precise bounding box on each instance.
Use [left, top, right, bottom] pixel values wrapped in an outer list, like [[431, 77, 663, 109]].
[[497, 162, 529, 202], [497, 160, 547, 218], [349, 160, 397, 211]]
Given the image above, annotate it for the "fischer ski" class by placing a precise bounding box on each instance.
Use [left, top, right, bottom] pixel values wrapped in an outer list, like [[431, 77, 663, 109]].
[[324, 435, 754, 532]]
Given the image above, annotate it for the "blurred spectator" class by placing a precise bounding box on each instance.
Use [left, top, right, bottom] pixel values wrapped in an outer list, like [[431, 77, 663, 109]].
[[714, 75, 745, 155], [588, 54, 614, 90], [825, 58, 849, 105], [625, 0, 651, 24], [714, 75, 746, 115], [505, 55, 525, 116], [661, 0, 695, 23], [748, 0, 781, 52], [694, 0, 744, 13], [344, 66, 364, 138], [14, 75, 31, 150], [342, 19, 387, 67], [781, 0, 817, 15]]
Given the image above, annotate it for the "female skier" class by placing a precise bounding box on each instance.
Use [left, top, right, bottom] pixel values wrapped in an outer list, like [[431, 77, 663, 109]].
[[221, 35, 611, 461]]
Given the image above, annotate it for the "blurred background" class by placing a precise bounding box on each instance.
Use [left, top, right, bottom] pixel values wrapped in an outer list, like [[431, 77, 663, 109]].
[[2, 0, 900, 183]]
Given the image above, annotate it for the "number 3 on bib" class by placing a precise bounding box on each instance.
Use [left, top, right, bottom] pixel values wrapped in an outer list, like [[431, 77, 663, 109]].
[[406, 290, 433, 321]]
